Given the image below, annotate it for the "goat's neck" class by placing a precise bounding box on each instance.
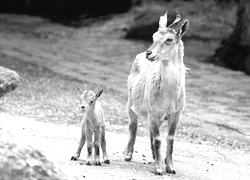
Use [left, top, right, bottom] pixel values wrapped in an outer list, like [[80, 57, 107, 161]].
[[159, 43, 183, 71], [84, 104, 96, 119], [155, 48, 184, 88], [159, 55, 180, 74]]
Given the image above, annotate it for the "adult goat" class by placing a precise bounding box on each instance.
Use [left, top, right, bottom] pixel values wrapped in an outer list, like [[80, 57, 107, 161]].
[[124, 11, 189, 175]]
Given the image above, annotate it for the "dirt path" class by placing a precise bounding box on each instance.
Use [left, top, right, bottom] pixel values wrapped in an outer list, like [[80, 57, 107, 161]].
[[1, 112, 250, 180]]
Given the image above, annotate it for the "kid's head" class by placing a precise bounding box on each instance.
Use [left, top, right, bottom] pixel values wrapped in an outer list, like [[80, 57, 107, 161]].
[[76, 86, 103, 112]]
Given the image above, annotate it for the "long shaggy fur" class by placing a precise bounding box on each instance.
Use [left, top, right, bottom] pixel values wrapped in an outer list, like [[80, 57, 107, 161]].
[[124, 10, 189, 175]]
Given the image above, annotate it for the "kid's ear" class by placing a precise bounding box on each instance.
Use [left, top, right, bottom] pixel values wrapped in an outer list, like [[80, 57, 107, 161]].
[[95, 90, 104, 99], [177, 19, 189, 40], [76, 85, 83, 95]]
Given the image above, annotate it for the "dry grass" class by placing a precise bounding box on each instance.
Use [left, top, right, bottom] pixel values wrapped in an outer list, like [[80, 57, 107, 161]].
[[0, 54, 126, 128]]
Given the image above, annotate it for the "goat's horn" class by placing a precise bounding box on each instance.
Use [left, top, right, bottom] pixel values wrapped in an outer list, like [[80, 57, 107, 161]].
[[159, 10, 168, 28], [168, 11, 181, 28], [76, 85, 83, 94]]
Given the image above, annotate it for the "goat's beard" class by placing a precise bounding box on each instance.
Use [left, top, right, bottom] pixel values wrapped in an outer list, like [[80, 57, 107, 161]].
[[81, 108, 87, 113], [147, 56, 158, 62]]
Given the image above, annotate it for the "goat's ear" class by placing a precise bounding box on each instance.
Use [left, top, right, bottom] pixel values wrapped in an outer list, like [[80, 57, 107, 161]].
[[95, 90, 104, 99], [76, 85, 83, 95], [177, 19, 189, 40]]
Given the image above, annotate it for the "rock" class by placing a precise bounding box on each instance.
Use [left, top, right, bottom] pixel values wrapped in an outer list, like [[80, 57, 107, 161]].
[[0, 66, 20, 98], [125, 6, 180, 41], [0, 127, 73, 180]]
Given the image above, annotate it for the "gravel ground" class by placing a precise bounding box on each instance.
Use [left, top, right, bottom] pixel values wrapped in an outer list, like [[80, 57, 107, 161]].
[[1, 113, 250, 180]]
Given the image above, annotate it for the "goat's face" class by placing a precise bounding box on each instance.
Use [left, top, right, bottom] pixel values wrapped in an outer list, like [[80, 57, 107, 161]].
[[76, 87, 104, 112], [146, 11, 189, 62], [79, 91, 96, 112], [146, 29, 177, 61]]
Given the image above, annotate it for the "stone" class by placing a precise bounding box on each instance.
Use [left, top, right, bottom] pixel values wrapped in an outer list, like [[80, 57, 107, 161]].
[[0, 66, 20, 98], [0, 127, 72, 180], [125, 7, 179, 41]]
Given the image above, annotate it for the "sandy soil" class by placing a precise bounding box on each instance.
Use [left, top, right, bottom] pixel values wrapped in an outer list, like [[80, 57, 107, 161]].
[[1, 113, 250, 180], [0, 12, 250, 179]]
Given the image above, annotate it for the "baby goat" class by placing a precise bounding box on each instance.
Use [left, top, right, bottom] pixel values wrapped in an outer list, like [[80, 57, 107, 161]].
[[71, 87, 110, 166], [124, 11, 189, 175]]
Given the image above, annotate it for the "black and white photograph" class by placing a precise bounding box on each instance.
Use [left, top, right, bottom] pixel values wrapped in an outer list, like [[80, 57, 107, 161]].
[[0, 0, 249, 179]]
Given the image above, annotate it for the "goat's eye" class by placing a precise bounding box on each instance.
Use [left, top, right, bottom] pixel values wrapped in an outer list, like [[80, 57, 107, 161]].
[[89, 101, 94, 104], [166, 38, 173, 43]]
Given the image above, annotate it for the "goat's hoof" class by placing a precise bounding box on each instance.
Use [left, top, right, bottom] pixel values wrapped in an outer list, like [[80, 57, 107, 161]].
[[104, 159, 110, 164], [124, 154, 132, 161], [166, 165, 176, 174], [165, 158, 176, 174], [71, 156, 78, 161], [155, 168, 164, 175], [124, 150, 133, 161], [154, 161, 165, 175], [166, 168, 176, 174], [165, 162, 176, 174], [124, 148, 133, 161], [85, 160, 92, 166], [94, 160, 101, 166]]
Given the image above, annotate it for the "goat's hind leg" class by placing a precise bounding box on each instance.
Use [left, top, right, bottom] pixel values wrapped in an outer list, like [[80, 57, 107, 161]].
[[165, 111, 181, 174], [124, 104, 138, 161], [150, 130, 155, 160], [71, 123, 86, 161], [101, 126, 110, 164]]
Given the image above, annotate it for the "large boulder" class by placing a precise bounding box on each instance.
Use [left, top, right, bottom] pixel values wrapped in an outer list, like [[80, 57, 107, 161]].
[[125, 6, 178, 41], [0, 127, 72, 180], [0, 66, 20, 98]]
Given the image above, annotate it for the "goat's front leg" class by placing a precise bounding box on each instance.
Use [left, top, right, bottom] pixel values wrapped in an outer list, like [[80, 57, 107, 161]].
[[101, 126, 110, 164], [124, 104, 138, 161], [165, 111, 181, 174], [149, 116, 165, 175], [150, 130, 155, 160], [93, 129, 102, 166], [85, 129, 93, 165], [71, 123, 86, 161]]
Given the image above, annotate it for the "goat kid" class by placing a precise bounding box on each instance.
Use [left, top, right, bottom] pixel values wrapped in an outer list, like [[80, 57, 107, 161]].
[[124, 11, 189, 175], [71, 87, 110, 166]]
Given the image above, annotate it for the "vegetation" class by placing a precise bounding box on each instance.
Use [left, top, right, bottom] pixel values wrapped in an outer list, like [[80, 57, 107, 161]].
[[0, 0, 134, 16]]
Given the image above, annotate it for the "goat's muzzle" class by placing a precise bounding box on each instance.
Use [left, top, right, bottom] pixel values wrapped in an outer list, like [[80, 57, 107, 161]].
[[81, 106, 86, 112], [146, 50, 152, 57], [146, 50, 157, 62]]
